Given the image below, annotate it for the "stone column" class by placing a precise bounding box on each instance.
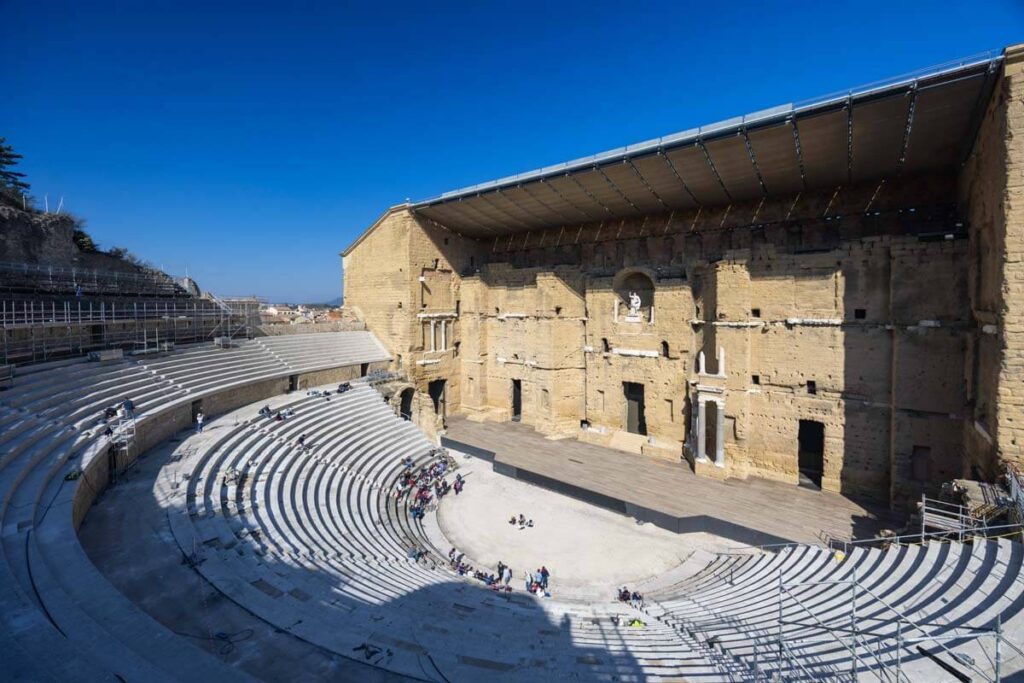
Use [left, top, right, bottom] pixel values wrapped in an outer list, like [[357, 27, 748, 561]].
[[697, 399, 707, 461], [429, 320, 436, 352], [714, 400, 725, 466], [440, 320, 447, 351]]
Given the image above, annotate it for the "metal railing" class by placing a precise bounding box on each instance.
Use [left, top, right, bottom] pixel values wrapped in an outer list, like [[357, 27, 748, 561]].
[[1007, 464, 1024, 524], [920, 494, 990, 540], [0, 296, 257, 366], [777, 568, 1023, 683], [1, 299, 224, 327]]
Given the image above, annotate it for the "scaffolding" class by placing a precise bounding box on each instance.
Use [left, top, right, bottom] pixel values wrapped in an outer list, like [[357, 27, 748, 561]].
[[0, 295, 263, 366], [920, 495, 993, 540], [0, 259, 186, 297]]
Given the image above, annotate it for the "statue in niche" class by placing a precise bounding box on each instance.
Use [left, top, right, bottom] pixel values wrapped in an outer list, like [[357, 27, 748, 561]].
[[628, 291, 642, 317]]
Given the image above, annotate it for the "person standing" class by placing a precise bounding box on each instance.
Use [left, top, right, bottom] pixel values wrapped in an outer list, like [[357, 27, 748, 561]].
[[122, 397, 135, 419], [195, 411, 205, 434]]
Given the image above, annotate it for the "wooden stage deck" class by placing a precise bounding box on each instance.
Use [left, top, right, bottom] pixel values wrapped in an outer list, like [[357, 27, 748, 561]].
[[443, 417, 903, 546]]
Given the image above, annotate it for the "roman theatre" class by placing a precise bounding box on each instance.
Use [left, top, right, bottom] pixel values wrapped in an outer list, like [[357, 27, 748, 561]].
[[2, 46, 1024, 682]]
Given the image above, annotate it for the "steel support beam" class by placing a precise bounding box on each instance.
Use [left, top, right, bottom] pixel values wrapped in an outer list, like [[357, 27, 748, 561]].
[[896, 84, 919, 171], [595, 165, 641, 214], [659, 150, 701, 206], [566, 173, 613, 216], [625, 159, 669, 211], [697, 139, 733, 202], [789, 118, 808, 190], [846, 96, 854, 184], [741, 128, 768, 195], [539, 178, 596, 222]]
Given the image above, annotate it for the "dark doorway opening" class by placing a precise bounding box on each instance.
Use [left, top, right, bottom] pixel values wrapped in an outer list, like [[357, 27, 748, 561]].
[[360, 363, 369, 377], [107, 446, 118, 487], [798, 419, 825, 489], [288, 374, 299, 392], [511, 379, 522, 422], [428, 379, 446, 417], [399, 388, 414, 420], [623, 382, 647, 436], [705, 401, 720, 460]]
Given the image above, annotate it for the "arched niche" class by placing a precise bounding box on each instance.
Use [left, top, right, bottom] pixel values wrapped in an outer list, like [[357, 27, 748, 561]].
[[612, 269, 655, 324]]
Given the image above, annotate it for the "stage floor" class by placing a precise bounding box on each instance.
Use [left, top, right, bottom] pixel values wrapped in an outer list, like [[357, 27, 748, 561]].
[[443, 417, 902, 546]]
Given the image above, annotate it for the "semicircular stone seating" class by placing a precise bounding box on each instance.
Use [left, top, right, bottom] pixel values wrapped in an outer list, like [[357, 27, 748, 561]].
[[647, 536, 1024, 680], [0, 332, 389, 682], [162, 383, 1024, 682], [1, 330, 1023, 682], [165, 384, 707, 681]]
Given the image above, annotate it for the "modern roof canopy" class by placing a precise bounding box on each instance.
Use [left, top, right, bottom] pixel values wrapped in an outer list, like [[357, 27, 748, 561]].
[[410, 51, 1003, 240]]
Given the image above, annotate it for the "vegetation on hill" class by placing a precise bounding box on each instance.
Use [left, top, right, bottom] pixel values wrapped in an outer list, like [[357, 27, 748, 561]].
[[0, 137, 30, 208], [1, 136, 150, 267]]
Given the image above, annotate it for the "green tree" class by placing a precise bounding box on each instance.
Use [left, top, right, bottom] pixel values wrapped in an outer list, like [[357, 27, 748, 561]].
[[0, 137, 30, 207]]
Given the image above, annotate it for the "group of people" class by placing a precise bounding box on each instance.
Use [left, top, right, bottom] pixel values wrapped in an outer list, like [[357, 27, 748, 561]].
[[98, 397, 136, 437], [525, 566, 551, 596], [508, 513, 534, 529], [257, 405, 295, 422], [617, 587, 644, 609], [397, 453, 462, 520], [100, 397, 135, 423]]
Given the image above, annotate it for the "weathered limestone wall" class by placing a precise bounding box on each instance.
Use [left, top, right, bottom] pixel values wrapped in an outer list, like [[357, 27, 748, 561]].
[[458, 266, 586, 434], [959, 46, 1024, 476], [342, 209, 484, 439], [341, 209, 415, 358], [344, 172, 977, 506], [707, 236, 968, 505], [343, 51, 1024, 507]]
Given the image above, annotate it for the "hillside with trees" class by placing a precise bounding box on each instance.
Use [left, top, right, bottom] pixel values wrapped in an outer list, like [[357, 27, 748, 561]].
[[0, 137, 164, 274]]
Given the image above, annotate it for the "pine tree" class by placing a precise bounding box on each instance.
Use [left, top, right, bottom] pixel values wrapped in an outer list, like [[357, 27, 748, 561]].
[[0, 137, 30, 207]]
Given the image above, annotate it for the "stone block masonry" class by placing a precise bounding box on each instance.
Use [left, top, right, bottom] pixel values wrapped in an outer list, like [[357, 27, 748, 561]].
[[343, 46, 1024, 509]]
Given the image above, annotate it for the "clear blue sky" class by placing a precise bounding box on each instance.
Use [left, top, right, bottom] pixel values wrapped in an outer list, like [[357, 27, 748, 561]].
[[2, 2, 1021, 302]]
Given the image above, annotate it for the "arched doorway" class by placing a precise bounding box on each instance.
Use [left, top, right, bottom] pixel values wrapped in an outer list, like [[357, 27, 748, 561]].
[[399, 388, 414, 421]]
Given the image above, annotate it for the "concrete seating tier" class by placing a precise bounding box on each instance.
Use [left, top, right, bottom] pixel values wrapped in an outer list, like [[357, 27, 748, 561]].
[[0, 331, 392, 681], [166, 386, 723, 681], [1, 326, 1021, 681], [254, 333, 389, 373], [646, 538, 1024, 681]]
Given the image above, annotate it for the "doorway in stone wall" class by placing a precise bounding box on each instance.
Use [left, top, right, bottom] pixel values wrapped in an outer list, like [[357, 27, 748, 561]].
[[399, 388, 414, 421], [511, 379, 522, 422], [428, 379, 446, 418], [623, 382, 647, 436], [798, 419, 825, 489]]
